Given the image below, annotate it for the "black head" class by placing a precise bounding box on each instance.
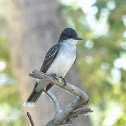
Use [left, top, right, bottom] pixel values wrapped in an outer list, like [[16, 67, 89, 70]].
[[58, 28, 83, 42]]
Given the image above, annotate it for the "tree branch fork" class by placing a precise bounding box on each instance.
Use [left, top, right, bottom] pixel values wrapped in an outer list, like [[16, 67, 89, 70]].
[[27, 70, 93, 126]]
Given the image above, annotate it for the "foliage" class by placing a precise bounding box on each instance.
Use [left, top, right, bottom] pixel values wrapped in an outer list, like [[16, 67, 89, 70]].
[[0, 1, 26, 125], [0, 84, 26, 126], [0, 38, 26, 126], [59, 0, 126, 125]]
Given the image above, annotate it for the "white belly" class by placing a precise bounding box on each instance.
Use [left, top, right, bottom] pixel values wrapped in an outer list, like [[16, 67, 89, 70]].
[[46, 43, 76, 77], [36, 43, 76, 92]]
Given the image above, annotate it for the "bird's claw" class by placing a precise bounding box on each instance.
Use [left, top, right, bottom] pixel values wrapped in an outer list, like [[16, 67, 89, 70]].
[[60, 77, 66, 86], [50, 74, 66, 86], [50, 74, 59, 81]]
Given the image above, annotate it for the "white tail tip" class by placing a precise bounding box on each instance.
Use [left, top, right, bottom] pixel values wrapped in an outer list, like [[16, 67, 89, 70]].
[[23, 101, 36, 108]]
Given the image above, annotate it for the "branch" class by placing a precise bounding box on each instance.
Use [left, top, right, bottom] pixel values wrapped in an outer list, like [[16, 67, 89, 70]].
[[28, 70, 92, 126], [61, 108, 93, 125], [27, 112, 35, 126], [44, 90, 61, 114], [30, 70, 89, 100]]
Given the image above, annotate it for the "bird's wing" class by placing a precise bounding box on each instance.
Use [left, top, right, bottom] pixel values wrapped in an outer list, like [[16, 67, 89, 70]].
[[74, 50, 77, 63], [40, 44, 60, 73]]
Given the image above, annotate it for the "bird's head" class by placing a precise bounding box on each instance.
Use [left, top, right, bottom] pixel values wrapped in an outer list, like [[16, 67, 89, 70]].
[[58, 28, 83, 45]]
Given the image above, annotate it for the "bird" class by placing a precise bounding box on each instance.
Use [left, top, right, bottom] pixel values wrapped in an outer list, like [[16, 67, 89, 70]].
[[24, 28, 83, 108]]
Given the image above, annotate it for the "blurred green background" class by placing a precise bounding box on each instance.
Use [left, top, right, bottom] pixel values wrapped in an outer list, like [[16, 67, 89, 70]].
[[0, 0, 126, 126], [0, 0, 26, 125]]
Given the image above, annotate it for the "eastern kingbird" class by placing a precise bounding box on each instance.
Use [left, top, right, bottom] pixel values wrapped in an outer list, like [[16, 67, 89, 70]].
[[24, 28, 83, 108]]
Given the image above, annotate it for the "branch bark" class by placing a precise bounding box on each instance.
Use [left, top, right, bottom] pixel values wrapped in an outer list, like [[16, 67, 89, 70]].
[[61, 108, 93, 125], [44, 90, 61, 114], [27, 112, 35, 126], [28, 70, 92, 126]]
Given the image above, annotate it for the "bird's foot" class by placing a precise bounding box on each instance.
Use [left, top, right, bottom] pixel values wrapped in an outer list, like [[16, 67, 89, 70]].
[[60, 77, 66, 86], [50, 74, 66, 86], [50, 74, 59, 81]]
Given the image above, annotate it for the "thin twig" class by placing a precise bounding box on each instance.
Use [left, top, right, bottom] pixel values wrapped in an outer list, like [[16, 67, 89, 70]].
[[27, 112, 35, 126], [61, 108, 93, 125], [68, 108, 93, 120], [44, 90, 61, 114]]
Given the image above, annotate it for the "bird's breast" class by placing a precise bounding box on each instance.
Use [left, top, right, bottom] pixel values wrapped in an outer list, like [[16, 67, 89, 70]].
[[46, 43, 76, 77]]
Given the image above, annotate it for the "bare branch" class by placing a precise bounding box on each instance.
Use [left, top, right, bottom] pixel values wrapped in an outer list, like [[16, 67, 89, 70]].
[[45, 98, 89, 126], [27, 112, 35, 126], [73, 108, 93, 116], [28, 70, 91, 126], [30, 70, 89, 101], [62, 108, 93, 125], [44, 90, 61, 114]]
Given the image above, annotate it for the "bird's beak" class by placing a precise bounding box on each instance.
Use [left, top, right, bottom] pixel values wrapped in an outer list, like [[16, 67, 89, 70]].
[[75, 36, 83, 40]]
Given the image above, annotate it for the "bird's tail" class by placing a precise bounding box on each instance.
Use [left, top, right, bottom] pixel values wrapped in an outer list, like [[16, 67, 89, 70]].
[[23, 83, 43, 108]]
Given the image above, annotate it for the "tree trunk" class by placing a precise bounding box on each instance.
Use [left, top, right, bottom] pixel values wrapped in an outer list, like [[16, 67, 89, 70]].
[[4, 0, 92, 126]]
